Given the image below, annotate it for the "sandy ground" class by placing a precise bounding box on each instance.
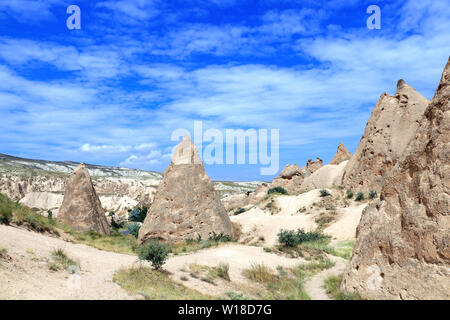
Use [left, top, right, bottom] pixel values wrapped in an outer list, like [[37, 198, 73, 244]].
[[165, 244, 307, 297], [304, 256, 348, 300], [0, 224, 138, 300], [324, 204, 366, 240], [1, 187, 364, 300], [231, 189, 367, 245]]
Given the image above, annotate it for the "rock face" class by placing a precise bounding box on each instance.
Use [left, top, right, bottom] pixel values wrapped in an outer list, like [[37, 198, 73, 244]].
[[330, 142, 352, 165], [270, 158, 323, 194], [300, 160, 348, 190], [342, 59, 450, 300], [222, 183, 269, 212], [341, 81, 429, 193], [138, 136, 233, 243], [58, 163, 111, 235]]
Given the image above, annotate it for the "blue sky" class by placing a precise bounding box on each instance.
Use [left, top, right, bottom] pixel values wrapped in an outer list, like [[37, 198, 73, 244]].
[[0, 0, 449, 181]]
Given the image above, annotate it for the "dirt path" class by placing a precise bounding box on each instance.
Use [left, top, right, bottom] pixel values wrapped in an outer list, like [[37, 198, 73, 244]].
[[304, 256, 347, 300], [165, 244, 307, 297], [0, 224, 138, 300]]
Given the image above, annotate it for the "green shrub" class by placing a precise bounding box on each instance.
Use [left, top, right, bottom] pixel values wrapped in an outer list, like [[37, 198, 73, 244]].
[[209, 232, 232, 242], [325, 274, 362, 300], [278, 229, 327, 247], [216, 262, 230, 280], [129, 207, 148, 223], [355, 192, 365, 201], [268, 187, 288, 195], [127, 223, 141, 238], [320, 189, 331, 197], [346, 189, 354, 199], [137, 241, 170, 270], [369, 190, 378, 199], [234, 207, 246, 215], [0, 205, 13, 224]]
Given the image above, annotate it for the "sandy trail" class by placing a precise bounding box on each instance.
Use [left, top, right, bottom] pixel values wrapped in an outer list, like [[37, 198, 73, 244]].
[[304, 256, 347, 300], [0, 224, 138, 300], [165, 243, 307, 297]]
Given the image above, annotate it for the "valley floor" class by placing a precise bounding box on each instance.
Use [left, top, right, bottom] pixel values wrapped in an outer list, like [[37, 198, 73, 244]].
[[0, 223, 350, 300]]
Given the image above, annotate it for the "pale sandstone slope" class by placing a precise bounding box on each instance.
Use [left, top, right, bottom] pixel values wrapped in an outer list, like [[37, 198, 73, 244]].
[[342, 58, 450, 300], [341, 80, 429, 193]]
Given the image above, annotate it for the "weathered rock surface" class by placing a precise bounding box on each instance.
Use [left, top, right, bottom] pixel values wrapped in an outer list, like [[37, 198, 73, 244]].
[[342, 58, 450, 300], [270, 158, 323, 194], [341, 80, 429, 193], [330, 142, 352, 165], [300, 160, 348, 190], [58, 164, 111, 235], [222, 183, 269, 212], [138, 136, 233, 243]]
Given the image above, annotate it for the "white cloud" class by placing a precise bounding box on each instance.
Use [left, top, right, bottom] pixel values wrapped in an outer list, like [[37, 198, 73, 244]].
[[80, 144, 132, 153]]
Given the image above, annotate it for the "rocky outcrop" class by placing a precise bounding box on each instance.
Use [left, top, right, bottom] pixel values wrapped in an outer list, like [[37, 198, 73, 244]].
[[138, 136, 233, 243], [270, 158, 323, 194], [341, 58, 450, 300], [19, 192, 63, 216], [330, 142, 352, 165], [341, 81, 429, 193], [300, 160, 348, 190], [222, 183, 269, 212], [58, 163, 111, 235], [19, 191, 138, 220]]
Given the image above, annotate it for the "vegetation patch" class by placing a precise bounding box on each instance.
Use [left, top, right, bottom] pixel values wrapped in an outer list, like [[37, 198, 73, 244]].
[[242, 263, 311, 300], [49, 248, 79, 272], [324, 274, 362, 300], [278, 229, 328, 247], [320, 189, 331, 197], [137, 240, 170, 270], [113, 266, 209, 300], [171, 232, 234, 255], [187, 262, 230, 284], [268, 187, 288, 195], [0, 193, 59, 234], [355, 192, 365, 201], [69, 230, 137, 255], [369, 190, 378, 199]]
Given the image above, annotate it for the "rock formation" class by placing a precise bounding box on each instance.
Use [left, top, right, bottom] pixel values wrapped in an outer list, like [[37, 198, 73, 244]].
[[270, 158, 323, 194], [300, 160, 348, 190], [222, 183, 269, 212], [330, 142, 352, 165], [138, 136, 233, 243], [341, 58, 450, 300], [341, 80, 428, 193], [58, 163, 111, 235]]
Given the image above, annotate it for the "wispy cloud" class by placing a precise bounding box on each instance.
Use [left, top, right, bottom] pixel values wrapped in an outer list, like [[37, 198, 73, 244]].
[[0, 0, 448, 179]]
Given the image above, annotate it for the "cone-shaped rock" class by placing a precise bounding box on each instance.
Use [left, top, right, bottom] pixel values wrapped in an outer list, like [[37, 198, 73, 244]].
[[341, 80, 429, 193], [329, 142, 352, 165], [341, 58, 450, 299], [138, 136, 233, 243], [58, 163, 110, 235]]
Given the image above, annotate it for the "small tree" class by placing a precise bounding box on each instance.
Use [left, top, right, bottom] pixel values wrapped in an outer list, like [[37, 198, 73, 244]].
[[127, 222, 141, 238], [129, 207, 148, 223], [137, 241, 169, 270], [320, 189, 331, 197], [355, 192, 365, 201], [268, 187, 288, 195], [346, 189, 354, 199], [369, 190, 378, 199]]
